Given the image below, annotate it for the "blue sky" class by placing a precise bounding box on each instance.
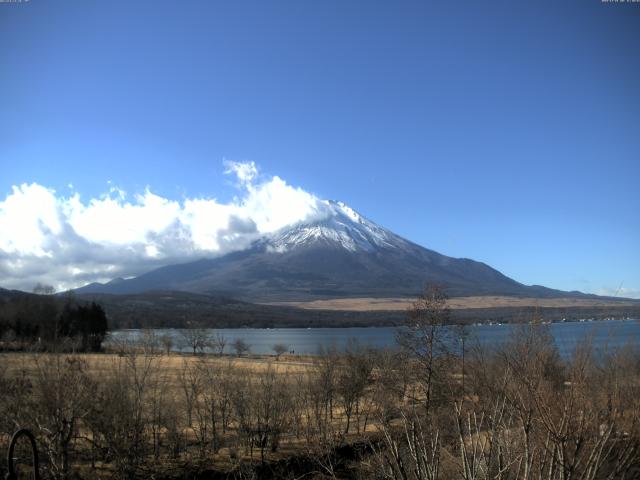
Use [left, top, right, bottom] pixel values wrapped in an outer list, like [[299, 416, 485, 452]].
[[0, 0, 639, 296]]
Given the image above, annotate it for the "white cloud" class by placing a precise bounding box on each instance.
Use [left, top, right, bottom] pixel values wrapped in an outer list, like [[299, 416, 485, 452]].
[[240, 175, 326, 233], [0, 184, 62, 257], [0, 162, 328, 292], [223, 159, 258, 186], [67, 189, 182, 245]]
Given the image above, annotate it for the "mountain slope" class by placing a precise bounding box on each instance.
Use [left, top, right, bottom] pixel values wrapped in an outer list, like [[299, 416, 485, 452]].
[[74, 201, 584, 301]]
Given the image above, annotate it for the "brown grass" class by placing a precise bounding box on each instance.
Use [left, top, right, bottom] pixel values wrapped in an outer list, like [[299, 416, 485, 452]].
[[0, 351, 316, 378], [266, 295, 638, 311]]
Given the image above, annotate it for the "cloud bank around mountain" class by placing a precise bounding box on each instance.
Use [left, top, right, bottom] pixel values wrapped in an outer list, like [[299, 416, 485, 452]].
[[0, 161, 328, 291]]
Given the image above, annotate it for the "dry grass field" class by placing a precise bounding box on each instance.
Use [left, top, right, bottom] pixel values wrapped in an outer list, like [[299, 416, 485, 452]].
[[268, 295, 639, 311], [1, 351, 316, 378]]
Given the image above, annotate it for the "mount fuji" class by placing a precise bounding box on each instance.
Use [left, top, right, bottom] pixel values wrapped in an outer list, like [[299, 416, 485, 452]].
[[74, 200, 582, 301]]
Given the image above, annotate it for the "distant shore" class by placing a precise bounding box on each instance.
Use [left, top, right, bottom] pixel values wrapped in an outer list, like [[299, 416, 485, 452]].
[[266, 295, 640, 311]]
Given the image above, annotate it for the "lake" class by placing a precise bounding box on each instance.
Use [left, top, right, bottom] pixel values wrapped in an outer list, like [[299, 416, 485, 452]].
[[109, 318, 640, 359]]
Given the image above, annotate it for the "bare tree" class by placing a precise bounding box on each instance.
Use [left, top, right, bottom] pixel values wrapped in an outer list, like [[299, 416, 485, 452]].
[[108, 333, 133, 356], [139, 329, 160, 355], [336, 340, 373, 434], [180, 328, 211, 355], [86, 351, 160, 479], [160, 394, 184, 460], [397, 284, 450, 413], [230, 366, 292, 463], [212, 331, 227, 356], [147, 359, 170, 460], [372, 409, 441, 480], [313, 345, 339, 442], [372, 286, 451, 480], [196, 358, 225, 453], [232, 338, 250, 357], [159, 333, 174, 355], [272, 343, 288, 360], [29, 355, 94, 479], [178, 359, 201, 428]]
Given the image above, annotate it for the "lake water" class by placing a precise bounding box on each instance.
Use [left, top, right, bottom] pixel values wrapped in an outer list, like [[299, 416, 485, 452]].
[[109, 319, 640, 359]]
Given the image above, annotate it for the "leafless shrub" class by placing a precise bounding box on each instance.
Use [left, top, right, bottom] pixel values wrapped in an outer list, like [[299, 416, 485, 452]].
[[27, 355, 94, 479], [139, 329, 161, 355], [159, 333, 174, 355], [229, 365, 292, 463], [397, 285, 451, 414], [212, 331, 227, 356], [232, 338, 251, 357], [336, 340, 373, 435], [85, 351, 160, 479], [180, 328, 211, 355], [272, 343, 288, 360]]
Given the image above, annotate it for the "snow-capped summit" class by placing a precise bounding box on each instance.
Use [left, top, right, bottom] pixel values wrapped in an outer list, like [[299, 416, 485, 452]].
[[264, 200, 403, 253]]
